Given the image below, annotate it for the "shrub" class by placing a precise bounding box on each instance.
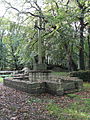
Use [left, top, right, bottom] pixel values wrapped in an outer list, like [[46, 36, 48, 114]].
[[69, 70, 90, 82]]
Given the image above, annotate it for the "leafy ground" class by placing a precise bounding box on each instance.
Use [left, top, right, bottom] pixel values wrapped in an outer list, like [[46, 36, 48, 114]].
[[0, 77, 90, 120]]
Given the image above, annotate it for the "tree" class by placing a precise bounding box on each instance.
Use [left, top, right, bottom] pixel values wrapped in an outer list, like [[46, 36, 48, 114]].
[[76, 0, 90, 70], [87, 26, 90, 69], [0, 18, 8, 70], [0, 0, 90, 71]]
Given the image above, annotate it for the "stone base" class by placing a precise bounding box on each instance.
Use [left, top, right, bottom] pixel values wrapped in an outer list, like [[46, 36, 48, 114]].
[[33, 64, 47, 70], [29, 70, 52, 82], [3, 77, 83, 96], [3, 70, 83, 96]]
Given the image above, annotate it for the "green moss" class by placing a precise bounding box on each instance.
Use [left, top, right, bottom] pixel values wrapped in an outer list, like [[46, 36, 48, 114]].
[[0, 77, 3, 83], [52, 72, 69, 76]]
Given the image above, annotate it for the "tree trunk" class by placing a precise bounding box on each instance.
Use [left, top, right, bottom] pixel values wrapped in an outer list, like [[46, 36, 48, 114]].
[[64, 44, 77, 71], [88, 26, 90, 69], [79, 12, 85, 70], [10, 46, 18, 70]]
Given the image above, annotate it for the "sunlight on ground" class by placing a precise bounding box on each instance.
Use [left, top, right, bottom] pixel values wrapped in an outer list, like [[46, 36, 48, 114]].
[[0, 77, 3, 83]]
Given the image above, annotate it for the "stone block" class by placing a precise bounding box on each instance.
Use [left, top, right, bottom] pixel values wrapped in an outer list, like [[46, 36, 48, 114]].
[[74, 80, 83, 90], [28, 82, 41, 88], [15, 81, 28, 92], [62, 82, 76, 91], [45, 82, 63, 95], [56, 88, 64, 96], [33, 64, 47, 70], [27, 82, 45, 94], [27, 87, 45, 94], [46, 82, 62, 91]]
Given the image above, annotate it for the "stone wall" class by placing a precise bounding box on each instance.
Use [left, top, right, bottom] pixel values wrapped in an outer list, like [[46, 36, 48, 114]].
[[4, 73, 83, 96], [4, 79, 46, 94]]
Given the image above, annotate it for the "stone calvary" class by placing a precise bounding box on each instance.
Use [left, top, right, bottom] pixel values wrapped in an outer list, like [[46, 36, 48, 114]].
[[3, 70, 83, 96]]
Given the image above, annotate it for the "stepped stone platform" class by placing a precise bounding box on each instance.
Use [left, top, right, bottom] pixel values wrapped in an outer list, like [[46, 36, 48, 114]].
[[0, 71, 15, 75], [3, 70, 83, 96]]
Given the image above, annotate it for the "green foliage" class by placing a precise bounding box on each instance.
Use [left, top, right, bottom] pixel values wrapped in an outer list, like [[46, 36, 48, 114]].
[[47, 103, 62, 116], [83, 82, 90, 89], [27, 97, 55, 104], [27, 97, 43, 104], [0, 0, 90, 70], [0, 77, 3, 83], [67, 93, 78, 98], [47, 103, 90, 120], [70, 70, 90, 82], [46, 82, 90, 119], [0, 18, 9, 70], [46, 98, 90, 120]]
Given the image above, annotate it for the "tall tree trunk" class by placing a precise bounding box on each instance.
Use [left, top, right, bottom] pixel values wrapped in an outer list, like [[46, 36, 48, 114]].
[[64, 44, 77, 71], [11, 46, 18, 70], [76, 0, 86, 70], [38, 17, 42, 64], [79, 12, 85, 70], [88, 26, 90, 69]]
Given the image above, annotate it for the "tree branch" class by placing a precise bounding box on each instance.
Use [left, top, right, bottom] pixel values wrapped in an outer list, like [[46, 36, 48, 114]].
[[84, 22, 89, 28], [66, 0, 70, 6], [76, 0, 84, 9], [76, 0, 88, 11], [34, 1, 41, 11], [4, 0, 45, 18]]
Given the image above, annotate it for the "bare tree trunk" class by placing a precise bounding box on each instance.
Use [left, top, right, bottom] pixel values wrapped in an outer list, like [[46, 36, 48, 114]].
[[88, 26, 90, 69]]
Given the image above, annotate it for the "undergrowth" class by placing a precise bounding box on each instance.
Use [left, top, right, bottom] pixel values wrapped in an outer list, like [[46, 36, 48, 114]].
[[0, 77, 3, 83], [46, 82, 90, 120]]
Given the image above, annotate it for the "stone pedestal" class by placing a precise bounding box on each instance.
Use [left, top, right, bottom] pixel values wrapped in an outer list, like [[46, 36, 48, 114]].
[[29, 70, 52, 82], [33, 64, 47, 70]]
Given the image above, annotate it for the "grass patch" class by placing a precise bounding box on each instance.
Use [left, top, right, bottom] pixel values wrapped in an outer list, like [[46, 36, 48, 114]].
[[27, 97, 55, 104], [46, 101, 90, 120], [83, 82, 90, 89], [67, 93, 79, 98], [52, 72, 69, 76], [27, 97, 43, 104], [46, 83, 90, 120], [0, 77, 3, 83]]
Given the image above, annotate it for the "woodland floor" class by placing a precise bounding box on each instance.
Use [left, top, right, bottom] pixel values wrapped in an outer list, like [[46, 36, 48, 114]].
[[0, 82, 90, 120]]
